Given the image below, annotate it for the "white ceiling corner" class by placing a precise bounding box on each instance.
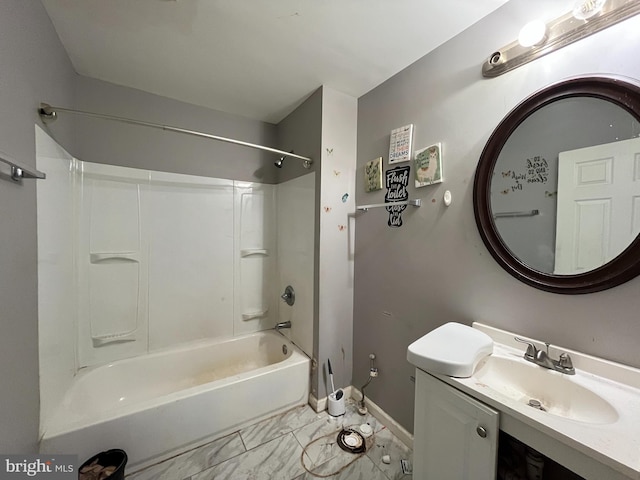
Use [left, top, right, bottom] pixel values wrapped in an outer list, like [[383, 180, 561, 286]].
[[41, 0, 509, 124]]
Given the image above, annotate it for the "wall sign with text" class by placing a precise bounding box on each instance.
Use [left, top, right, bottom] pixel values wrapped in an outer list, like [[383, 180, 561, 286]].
[[385, 165, 410, 228], [388, 124, 413, 164]]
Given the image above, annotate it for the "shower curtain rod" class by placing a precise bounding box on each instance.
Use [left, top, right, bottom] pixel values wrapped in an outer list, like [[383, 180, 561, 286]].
[[37, 103, 313, 169]]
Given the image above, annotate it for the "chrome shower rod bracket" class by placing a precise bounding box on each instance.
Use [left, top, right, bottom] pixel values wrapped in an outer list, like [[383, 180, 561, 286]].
[[38, 103, 314, 169]]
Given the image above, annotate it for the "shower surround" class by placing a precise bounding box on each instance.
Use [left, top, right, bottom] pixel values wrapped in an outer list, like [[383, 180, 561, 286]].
[[36, 127, 314, 467]]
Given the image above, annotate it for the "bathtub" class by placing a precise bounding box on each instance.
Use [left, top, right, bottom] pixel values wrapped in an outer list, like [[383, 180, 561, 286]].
[[39, 330, 310, 470]]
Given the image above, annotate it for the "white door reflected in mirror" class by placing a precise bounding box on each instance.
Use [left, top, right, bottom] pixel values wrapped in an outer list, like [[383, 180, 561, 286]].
[[555, 137, 640, 274]]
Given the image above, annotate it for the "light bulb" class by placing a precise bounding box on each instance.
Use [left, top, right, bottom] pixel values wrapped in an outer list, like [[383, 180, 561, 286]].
[[573, 0, 607, 20], [518, 20, 548, 48]]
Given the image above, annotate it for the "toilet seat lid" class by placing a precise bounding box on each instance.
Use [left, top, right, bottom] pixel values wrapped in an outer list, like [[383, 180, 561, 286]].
[[406, 322, 493, 377]]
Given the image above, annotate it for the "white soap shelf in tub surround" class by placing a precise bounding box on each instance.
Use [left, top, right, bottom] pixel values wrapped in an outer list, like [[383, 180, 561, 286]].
[[241, 309, 269, 321], [90, 252, 140, 263], [240, 249, 269, 257], [92, 331, 137, 347]]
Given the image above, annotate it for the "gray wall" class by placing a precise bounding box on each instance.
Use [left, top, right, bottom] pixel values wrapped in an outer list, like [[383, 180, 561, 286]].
[[65, 76, 279, 183], [355, 0, 640, 432], [0, 0, 76, 452], [277, 88, 324, 395], [277, 88, 322, 184]]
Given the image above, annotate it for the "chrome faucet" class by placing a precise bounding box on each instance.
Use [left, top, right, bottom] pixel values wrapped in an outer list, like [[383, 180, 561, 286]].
[[275, 321, 291, 331], [514, 337, 575, 375]]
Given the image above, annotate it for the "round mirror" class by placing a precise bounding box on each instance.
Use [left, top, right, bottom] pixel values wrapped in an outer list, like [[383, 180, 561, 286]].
[[474, 76, 640, 294]]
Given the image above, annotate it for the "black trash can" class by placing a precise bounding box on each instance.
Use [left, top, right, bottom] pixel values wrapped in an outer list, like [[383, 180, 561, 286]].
[[78, 449, 127, 480]]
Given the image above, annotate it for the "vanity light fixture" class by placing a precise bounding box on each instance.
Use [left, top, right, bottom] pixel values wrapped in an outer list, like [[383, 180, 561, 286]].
[[482, 0, 640, 77]]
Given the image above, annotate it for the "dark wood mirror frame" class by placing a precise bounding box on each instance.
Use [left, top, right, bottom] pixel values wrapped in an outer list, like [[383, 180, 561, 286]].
[[473, 76, 640, 294]]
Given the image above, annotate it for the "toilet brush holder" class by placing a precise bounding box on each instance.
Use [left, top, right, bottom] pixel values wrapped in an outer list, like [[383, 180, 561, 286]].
[[328, 389, 346, 416]]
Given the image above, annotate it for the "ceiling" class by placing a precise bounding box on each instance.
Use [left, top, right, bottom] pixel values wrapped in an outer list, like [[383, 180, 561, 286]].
[[41, 0, 509, 124]]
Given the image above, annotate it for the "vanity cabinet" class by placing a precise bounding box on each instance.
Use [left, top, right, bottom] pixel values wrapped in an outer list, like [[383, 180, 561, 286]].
[[414, 369, 588, 480], [409, 323, 639, 479], [413, 369, 499, 479]]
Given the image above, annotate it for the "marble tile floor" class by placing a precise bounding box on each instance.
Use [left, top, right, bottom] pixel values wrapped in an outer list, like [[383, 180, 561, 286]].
[[126, 399, 412, 480]]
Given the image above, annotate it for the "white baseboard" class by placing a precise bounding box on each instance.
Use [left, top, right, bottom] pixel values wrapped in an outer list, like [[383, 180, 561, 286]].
[[310, 386, 413, 449], [308, 392, 322, 412], [351, 387, 414, 449]]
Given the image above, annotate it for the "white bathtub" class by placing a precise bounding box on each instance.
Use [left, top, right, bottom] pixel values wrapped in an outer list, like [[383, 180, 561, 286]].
[[39, 331, 310, 470]]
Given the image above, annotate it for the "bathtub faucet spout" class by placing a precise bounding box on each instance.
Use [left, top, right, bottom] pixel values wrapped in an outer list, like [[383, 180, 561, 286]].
[[275, 321, 291, 331]]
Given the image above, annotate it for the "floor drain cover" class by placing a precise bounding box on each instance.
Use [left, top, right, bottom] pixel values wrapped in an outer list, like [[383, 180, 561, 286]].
[[337, 429, 366, 454]]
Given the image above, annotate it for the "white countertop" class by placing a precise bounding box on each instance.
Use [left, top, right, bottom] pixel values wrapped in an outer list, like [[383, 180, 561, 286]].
[[430, 323, 640, 480]]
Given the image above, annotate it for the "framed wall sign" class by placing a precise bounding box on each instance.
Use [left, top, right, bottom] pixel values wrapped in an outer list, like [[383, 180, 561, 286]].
[[364, 157, 383, 192], [414, 142, 443, 187], [389, 124, 414, 164]]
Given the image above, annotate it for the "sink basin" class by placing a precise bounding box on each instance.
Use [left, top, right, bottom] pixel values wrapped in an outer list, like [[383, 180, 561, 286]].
[[471, 354, 619, 424]]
